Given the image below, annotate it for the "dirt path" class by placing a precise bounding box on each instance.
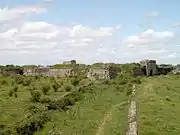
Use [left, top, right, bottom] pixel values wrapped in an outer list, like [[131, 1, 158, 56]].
[[96, 110, 112, 135], [95, 101, 128, 135]]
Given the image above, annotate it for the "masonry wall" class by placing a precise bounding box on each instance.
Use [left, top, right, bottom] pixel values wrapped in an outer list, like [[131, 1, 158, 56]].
[[23, 68, 74, 77], [140, 60, 157, 76], [87, 69, 109, 80], [87, 66, 120, 80]]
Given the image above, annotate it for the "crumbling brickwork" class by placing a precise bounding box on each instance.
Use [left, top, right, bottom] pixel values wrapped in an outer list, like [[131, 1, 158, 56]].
[[87, 68, 109, 80], [87, 66, 120, 80], [23, 68, 74, 77], [140, 60, 157, 76]]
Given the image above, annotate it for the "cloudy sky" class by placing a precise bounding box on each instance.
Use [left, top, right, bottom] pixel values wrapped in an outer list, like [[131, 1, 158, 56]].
[[0, 0, 180, 65]]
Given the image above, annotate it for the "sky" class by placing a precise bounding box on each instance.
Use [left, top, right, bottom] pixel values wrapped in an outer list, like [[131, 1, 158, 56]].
[[0, 0, 180, 65]]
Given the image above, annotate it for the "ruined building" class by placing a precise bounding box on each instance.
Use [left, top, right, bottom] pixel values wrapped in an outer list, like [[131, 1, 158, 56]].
[[132, 59, 157, 76], [87, 65, 120, 80], [23, 67, 75, 77], [132, 59, 174, 76], [63, 60, 76, 65], [139, 59, 157, 76], [0, 68, 23, 75], [157, 64, 173, 75]]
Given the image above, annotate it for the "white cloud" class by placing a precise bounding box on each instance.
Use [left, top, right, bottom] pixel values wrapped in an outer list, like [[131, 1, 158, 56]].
[[0, 7, 120, 65], [69, 25, 114, 38], [123, 29, 174, 46], [146, 11, 159, 17], [0, 6, 47, 22], [0, 5, 179, 65], [172, 22, 180, 27], [120, 29, 180, 64], [168, 52, 177, 58]]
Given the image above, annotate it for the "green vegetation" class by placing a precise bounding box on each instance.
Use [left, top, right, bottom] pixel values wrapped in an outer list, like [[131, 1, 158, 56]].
[[137, 75, 180, 135], [0, 63, 141, 135]]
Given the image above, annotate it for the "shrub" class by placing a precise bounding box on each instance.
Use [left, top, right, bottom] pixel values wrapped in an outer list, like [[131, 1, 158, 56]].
[[2, 112, 50, 135], [52, 82, 60, 92], [131, 77, 141, 84], [22, 78, 31, 86], [40, 96, 52, 104], [27, 104, 48, 114], [1, 80, 7, 85], [13, 86, 18, 92], [8, 86, 18, 98], [14, 93, 18, 98], [63, 84, 72, 92], [14, 76, 24, 84], [30, 90, 41, 102], [47, 97, 75, 111], [118, 79, 127, 85], [103, 80, 110, 84], [41, 84, 50, 95], [126, 83, 133, 96], [34, 75, 40, 80], [8, 90, 13, 97], [71, 77, 80, 86]]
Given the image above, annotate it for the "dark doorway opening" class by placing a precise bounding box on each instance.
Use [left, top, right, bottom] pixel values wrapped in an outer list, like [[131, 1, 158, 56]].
[[149, 69, 153, 76], [142, 66, 147, 75]]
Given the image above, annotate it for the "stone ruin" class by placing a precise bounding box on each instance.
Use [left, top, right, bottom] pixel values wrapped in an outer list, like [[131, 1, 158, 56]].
[[0, 68, 23, 75], [87, 65, 121, 80], [132, 60, 157, 76], [23, 67, 75, 77], [132, 59, 174, 76], [140, 59, 157, 76]]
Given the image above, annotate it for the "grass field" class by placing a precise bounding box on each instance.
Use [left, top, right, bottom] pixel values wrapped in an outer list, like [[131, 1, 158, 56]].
[[137, 75, 180, 135], [35, 83, 129, 135], [0, 73, 135, 135]]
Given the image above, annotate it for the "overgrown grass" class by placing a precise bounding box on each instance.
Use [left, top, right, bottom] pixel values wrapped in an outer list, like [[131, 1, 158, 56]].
[[0, 67, 138, 135], [35, 83, 129, 135], [137, 75, 180, 135]]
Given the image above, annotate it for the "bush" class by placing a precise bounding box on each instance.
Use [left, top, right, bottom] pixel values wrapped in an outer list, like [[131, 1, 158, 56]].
[[14, 76, 24, 84], [2, 112, 50, 135], [63, 84, 72, 92], [30, 90, 41, 102], [40, 96, 52, 104], [14, 93, 18, 98], [8, 90, 13, 97], [118, 79, 127, 85], [71, 77, 80, 86], [1, 80, 8, 85], [8, 86, 18, 98], [126, 83, 133, 96], [13, 86, 18, 92], [52, 82, 60, 92], [41, 84, 50, 95], [103, 80, 110, 84], [27, 104, 48, 114], [22, 78, 32, 86], [47, 97, 75, 111], [130, 77, 141, 84]]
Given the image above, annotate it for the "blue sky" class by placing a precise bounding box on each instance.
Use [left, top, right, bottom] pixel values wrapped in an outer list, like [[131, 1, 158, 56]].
[[0, 0, 180, 65]]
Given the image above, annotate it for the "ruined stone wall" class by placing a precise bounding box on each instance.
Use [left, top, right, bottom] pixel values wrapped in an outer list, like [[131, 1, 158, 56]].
[[132, 67, 145, 76], [140, 60, 157, 76], [109, 66, 121, 79], [87, 68, 110, 80], [87, 66, 120, 80], [0, 68, 23, 75], [23, 68, 74, 77]]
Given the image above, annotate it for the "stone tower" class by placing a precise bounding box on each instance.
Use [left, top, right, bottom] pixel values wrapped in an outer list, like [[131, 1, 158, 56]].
[[140, 59, 157, 76]]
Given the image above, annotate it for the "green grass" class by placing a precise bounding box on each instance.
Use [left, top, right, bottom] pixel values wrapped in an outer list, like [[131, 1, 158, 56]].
[[35, 83, 129, 135], [0, 74, 133, 135], [0, 76, 64, 125], [137, 75, 180, 135]]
